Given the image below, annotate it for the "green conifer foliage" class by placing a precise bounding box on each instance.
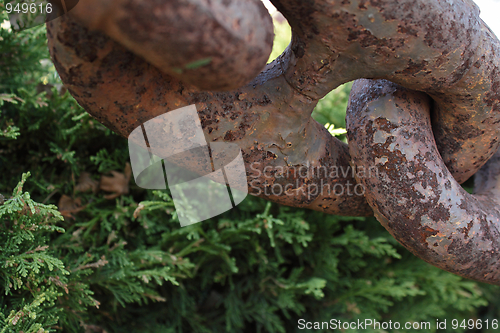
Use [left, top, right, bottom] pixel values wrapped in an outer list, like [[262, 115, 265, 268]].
[[1, 4, 500, 332]]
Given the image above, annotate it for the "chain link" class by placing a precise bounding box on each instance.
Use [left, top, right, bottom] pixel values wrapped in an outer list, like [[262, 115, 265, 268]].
[[47, 0, 500, 284]]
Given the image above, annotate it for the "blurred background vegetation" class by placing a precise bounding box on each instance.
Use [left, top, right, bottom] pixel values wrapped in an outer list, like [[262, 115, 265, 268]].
[[1, 4, 500, 332]]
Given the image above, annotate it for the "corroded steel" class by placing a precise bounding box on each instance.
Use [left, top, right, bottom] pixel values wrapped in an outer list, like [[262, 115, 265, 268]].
[[46, 0, 500, 284], [63, 0, 274, 91], [347, 79, 500, 285], [47, 14, 373, 217]]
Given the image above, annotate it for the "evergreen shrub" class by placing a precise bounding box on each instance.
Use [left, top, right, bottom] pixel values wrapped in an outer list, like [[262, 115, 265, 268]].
[[1, 6, 500, 332]]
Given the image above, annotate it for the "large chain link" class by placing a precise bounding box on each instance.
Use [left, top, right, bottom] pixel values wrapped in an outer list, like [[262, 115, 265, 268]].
[[47, 0, 500, 284]]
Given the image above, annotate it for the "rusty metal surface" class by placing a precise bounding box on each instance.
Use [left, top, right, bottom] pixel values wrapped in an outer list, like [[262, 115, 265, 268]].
[[273, 0, 500, 183], [46, 0, 500, 283], [65, 0, 274, 91], [347, 79, 500, 284], [47, 14, 373, 216]]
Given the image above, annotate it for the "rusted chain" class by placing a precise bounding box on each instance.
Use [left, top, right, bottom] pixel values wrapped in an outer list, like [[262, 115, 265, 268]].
[[47, 0, 500, 283], [47, 13, 373, 217], [347, 79, 500, 284], [62, 0, 274, 91]]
